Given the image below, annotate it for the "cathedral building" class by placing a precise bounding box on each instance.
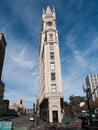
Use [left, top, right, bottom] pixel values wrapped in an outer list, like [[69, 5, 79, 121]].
[[39, 7, 63, 123]]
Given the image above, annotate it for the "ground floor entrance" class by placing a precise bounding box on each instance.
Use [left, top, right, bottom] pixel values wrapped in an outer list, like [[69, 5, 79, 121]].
[[39, 97, 63, 123], [52, 111, 58, 122]]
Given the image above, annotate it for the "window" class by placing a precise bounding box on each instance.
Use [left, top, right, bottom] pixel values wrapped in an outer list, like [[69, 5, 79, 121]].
[[50, 62, 55, 70], [47, 21, 52, 26], [50, 43, 54, 50], [49, 33, 53, 40], [50, 52, 54, 59], [51, 84, 56, 93], [51, 73, 56, 80]]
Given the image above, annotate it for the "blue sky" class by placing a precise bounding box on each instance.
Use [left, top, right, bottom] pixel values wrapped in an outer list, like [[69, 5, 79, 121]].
[[0, 0, 98, 108]]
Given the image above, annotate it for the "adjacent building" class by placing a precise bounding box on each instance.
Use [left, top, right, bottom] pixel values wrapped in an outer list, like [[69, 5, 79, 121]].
[[9, 99, 27, 114], [39, 7, 63, 123], [0, 33, 7, 116], [0, 33, 6, 81], [0, 33, 7, 99], [86, 74, 98, 101]]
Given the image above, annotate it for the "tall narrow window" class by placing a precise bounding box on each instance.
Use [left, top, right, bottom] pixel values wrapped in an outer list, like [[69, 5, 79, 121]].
[[50, 52, 54, 59], [49, 33, 53, 40], [50, 43, 54, 50], [44, 32, 47, 42], [51, 73, 56, 80], [51, 84, 56, 93], [50, 62, 55, 70]]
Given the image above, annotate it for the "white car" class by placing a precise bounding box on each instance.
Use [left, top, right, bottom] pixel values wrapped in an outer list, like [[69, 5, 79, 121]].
[[29, 117, 34, 121]]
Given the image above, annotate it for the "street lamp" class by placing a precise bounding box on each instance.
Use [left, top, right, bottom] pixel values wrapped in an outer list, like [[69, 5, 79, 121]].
[[83, 86, 91, 110], [83, 85, 98, 126]]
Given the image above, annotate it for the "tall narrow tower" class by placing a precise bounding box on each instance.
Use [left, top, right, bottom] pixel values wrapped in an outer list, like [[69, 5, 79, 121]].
[[39, 6, 63, 123]]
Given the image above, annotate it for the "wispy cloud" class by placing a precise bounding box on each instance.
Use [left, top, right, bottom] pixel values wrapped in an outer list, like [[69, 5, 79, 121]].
[[8, 45, 34, 68], [4, 89, 37, 108], [1, 1, 41, 108], [62, 30, 98, 101], [3, 37, 39, 108]]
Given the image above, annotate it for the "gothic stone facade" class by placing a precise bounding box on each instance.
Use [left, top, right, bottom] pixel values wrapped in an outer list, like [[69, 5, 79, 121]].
[[39, 7, 63, 123]]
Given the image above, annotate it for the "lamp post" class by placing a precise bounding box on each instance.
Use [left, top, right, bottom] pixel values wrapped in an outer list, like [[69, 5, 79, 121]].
[[83, 85, 98, 126], [83, 87, 91, 110], [83, 86, 92, 126]]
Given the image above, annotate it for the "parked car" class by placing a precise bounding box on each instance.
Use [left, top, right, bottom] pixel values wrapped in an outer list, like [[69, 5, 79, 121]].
[[4, 109, 18, 117]]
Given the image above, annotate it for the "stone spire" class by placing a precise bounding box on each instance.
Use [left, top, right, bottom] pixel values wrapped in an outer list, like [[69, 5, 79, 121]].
[[46, 6, 52, 15], [42, 8, 45, 14], [42, 8, 45, 19], [52, 6, 55, 12], [52, 7, 56, 18]]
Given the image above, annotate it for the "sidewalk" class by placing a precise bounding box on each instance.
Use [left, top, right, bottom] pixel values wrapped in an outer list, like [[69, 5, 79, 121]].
[[29, 116, 98, 130], [29, 119, 45, 130], [29, 118, 83, 130]]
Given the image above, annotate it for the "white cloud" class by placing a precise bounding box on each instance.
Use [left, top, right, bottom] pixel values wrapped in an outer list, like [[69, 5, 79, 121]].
[[4, 89, 37, 108], [8, 45, 34, 68], [64, 33, 87, 67], [84, 35, 98, 55], [1, 1, 41, 108], [3, 37, 39, 108], [62, 32, 98, 101]]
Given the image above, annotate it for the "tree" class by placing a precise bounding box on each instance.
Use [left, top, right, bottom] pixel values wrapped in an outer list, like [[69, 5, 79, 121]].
[[69, 95, 76, 106], [63, 101, 71, 114]]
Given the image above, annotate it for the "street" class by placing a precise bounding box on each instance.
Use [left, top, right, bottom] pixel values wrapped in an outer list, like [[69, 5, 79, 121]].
[[11, 115, 34, 130], [7, 114, 83, 130], [3, 114, 97, 130]]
